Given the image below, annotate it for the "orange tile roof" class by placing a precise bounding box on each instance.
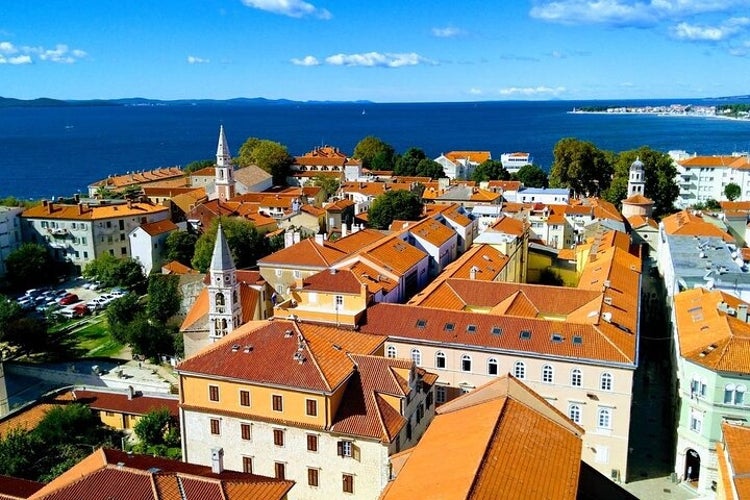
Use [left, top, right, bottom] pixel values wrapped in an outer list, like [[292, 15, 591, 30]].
[[431, 202, 472, 227], [72, 389, 178, 417], [22, 201, 169, 221], [382, 376, 582, 500], [0, 475, 43, 499], [627, 215, 658, 229], [177, 320, 385, 392], [180, 281, 259, 333], [346, 261, 399, 295], [679, 155, 740, 168], [673, 288, 750, 373], [257, 237, 348, 269], [404, 218, 456, 247], [444, 151, 492, 164], [360, 236, 427, 276], [302, 269, 363, 295], [487, 180, 522, 191], [662, 210, 735, 242], [0, 390, 75, 438], [29, 448, 293, 500], [720, 201, 750, 212], [162, 260, 198, 275], [328, 229, 384, 253], [325, 199, 355, 211], [489, 215, 526, 236], [190, 166, 217, 177], [139, 219, 178, 236], [89, 167, 184, 190], [720, 421, 750, 499], [622, 193, 654, 205]]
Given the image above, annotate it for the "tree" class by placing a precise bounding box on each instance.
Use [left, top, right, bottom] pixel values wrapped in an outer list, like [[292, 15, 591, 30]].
[[394, 147, 427, 176], [415, 159, 445, 179], [165, 230, 198, 267], [5, 243, 55, 290], [311, 174, 340, 202], [134, 407, 174, 447], [83, 255, 145, 289], [0, 296, 22, 339], [147, 274, 181, 323], [725, 182, 741, 202], [237, 137, 293, 185], [549, 138, 613, 197], [183, 159, 214, 175], [603, 147, 678, 217], [106, 293, 144, 343], [353, 136, 396, 170], [514, 164, 549, 188], [368, 190, 424, 229], [0, 428, 35, 477], [191, 217, 270, 273], [125, 314, 175, 361], [470, 159, 510, 182]]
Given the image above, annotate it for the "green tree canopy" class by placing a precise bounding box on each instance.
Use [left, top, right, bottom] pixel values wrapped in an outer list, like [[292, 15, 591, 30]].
[[514, 164, 549, 188], [165, 231, 198, 267], [311, 174, 341, 202], [5, 243, 55, 290], [415, 158, 445, 179], [147, 274, 181, 323], [353, 136, 396, 170], [134, 407, 173, 446], [83, 255, 145, 289], [106, 293, 144, 343], [470, 159, 511, 182], [183, 159, 214, 175], [367, 190, 424, 230], [125, 314, 176, 360], [394, 147, 427, 176], [237, 137, 293, 185], [549, 138, 613, 197], [191, 217, 270, 273], [725, 182, 741, 202], [602, 147, 678, 217]]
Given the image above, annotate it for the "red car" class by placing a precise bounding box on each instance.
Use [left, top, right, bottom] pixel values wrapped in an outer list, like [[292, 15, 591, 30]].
[[58, 293, 79, 306]]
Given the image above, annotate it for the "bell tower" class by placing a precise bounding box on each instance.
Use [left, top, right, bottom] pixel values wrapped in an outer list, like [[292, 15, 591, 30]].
[[215, 125, 235, 202], [207, 224, 242, 340], [627, 157, 645, 198]]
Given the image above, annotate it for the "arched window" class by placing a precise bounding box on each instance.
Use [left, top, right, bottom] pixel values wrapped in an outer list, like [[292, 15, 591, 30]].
[[411, 349, 422, 366], [600, 372, 613, 391], [725, 384, 747, 405], [513, 361, 526, 379], [386, 345, 396, 358], [542, 364, 554, 384], [568, 404, 581, 424], [215, 292, 225, 313], [725, 384, 736, 404], [571, 368, 582, 387], [436, 351, 446, 369], [597, 408, 612, 429], [737, 385, 747, 405], [461, 354, 472, 372], [488, 358, 498, 376]]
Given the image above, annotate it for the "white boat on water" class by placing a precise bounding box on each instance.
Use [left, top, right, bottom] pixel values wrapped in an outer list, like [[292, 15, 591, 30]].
[[500, 152, 533, 173]]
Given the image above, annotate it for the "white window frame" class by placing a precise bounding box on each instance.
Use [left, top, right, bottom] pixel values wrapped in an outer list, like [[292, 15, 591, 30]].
[[411, 348, 422, 366], [435, 351, 446, 369], [514, 361, 526, 379], [487, 357, 498, 376], [600, 372, 613, 391], [542, 364, 554, 384], [461, 354, 472, 373], [597, 407, 612, 430], [386, 345, 396, 358], [571, 368, 582, 387], [568, 403, 581, 424]]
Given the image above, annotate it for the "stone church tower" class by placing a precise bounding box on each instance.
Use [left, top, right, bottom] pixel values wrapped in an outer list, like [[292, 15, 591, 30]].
[[215, 125, 235, 202], [208, 224, 242, 341], [621, 157, 654, 219], [627, 157, 646, 197]]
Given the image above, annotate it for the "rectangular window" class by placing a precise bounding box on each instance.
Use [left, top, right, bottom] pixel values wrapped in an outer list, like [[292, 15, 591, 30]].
[[273, 429, 284, 447], [120, 233, 125, 241], [272, 394, 283, 412], [306, 399, 317, 417], [121, 247, 127, 255], [242, 456, 252, 474], [436, 386, 446, 404], [308, 468, 319, 487], [119, 219, 125, 230], [342, 474, 354, 494], [210, 418, 220, 435], [240, 390, 251, 407], [337, 440, 353, 457], [275, 269, 282, 277], [107, 221, 112, 228], [275, 462, 285, 480], [241, 423, 251, 441], [294, 270, 301, 279], [209, 385, 219, 402], [335, 295, 344, 308], [307, 433, 318, 452], [426, 391, 434, 408]]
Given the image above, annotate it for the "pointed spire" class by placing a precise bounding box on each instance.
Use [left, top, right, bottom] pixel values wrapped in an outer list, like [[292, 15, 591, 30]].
[[211, 224, 235, 271], [216, 125, 231, 167]]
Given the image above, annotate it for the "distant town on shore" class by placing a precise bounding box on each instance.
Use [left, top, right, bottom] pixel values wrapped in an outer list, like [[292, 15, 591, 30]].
[[571, 102, 750, 120]]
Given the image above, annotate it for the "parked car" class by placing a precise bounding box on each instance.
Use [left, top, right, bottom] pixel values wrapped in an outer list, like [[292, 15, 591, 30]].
[[58, 293, 79, 306], [59, 303, 90, 319]]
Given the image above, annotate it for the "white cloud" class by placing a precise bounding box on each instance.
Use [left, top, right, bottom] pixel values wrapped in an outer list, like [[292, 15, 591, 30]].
[[530, 0, 750, 27], [432, 26, 465, 38], [324, 52, 435, 67], [498, 85, 567, 97], [671, 17, 750, 41], [0, 54, 31, 65], [23, 44, 87, 63], [187, 55, 210, 64], [468, 88, 483, 95], [291, 55, 320, 66], [550, 50, 567, 58], [240, 0, 331, 19], [0, 41, 18, 54]]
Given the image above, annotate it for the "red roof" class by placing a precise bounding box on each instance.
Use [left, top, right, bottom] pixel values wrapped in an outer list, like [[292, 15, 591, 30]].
[[72, 389, 179, 417]]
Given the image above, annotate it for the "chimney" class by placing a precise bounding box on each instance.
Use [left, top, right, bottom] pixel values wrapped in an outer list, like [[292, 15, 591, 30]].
[[127, 385, 134, 400], [469, 266, 477, 280], [341, 223, 347, 238], [211, 448, 224, 474], [78, 204, 83, 215], [293, 231, 301, 244], [315, 233, 325, 245], [284, 231, 294, 249], [739, 303, 749, 323]]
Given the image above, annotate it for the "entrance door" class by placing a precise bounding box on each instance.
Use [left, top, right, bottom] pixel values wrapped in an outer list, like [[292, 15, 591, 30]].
[[685, 448, 700, 484]]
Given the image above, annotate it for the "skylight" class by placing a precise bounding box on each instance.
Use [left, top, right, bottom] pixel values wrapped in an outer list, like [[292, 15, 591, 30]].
[[491, 326, 503, 336], [444, 323, 455, 332], [551, 333, 564, 343], [415, 319, 427, 329], [572, 335, 583, 345], [520, 330, 532, 340], [466, 324, 477, 333]]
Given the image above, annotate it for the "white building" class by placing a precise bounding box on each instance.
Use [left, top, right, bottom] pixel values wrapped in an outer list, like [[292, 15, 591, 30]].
[[0, 206, 23, 279], [673, 153, 750, 208], [128, 220, 178, 275], [433, 151, 490, 180]]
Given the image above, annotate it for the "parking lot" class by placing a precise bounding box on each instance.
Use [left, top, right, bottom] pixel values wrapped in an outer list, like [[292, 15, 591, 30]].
[[14, 277, 127, 318]]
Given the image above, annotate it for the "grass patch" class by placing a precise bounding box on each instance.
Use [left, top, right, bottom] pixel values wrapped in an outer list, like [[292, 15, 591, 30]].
[[74, 318, 124, 358]]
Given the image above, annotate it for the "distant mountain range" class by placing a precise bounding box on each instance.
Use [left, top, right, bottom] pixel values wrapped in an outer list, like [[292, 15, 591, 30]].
[[0, 96, 374, 108]]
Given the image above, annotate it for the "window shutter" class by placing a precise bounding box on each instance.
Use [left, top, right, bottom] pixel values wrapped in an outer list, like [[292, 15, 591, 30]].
[[337, 441, 344, 456], [352, 444, 361, 462]]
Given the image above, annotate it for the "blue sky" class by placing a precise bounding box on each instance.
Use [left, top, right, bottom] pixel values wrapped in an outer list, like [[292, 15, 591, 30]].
[[2, 0, 750, 102]]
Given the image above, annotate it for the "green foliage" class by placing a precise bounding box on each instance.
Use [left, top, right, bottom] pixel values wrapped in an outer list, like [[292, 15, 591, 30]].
[[353, 136, 396, 170], [0, 296, 22, 337], [0, 196, 37, 208], [237, 137, 293, 185], [538, 267, 564, 286], [165, 230, 198, 267], [513, 164, 549, 188], [312, 174, 340, 201], [725, 182, 741, 201], [147, 274, 181, 323], [183, 159, 214, 174], [106, 293, 145, 343], [0, 427, 36, 477], [367, 190, 424, 230], [133, 407, 174, 447], [5, 243, 55, 290], [191, 217, 270, 273], [549, 138, 612, 196], [394, 147, 440, 177], [470, 159, 510, 182], [4, 316, 48, 356], [126, 315, 176, 361], [704, 198, 721, 211], [83, 254, 145, 289]]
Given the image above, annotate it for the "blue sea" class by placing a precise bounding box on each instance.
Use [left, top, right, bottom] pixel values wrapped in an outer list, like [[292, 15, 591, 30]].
[[2, 99, 750, 199]]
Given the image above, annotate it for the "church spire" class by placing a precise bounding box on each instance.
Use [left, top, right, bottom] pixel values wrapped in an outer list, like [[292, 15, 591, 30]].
[[207, 223, 242, 341], [214, 125, 235, 202], [211, 223, 234, 272]]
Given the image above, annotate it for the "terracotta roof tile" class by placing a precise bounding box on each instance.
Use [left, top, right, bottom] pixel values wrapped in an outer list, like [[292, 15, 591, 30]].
[[22, 201, 169, 221], [0, 390, 75, 438], [328, 229, 385, 254], [679, 155, 740, 167], [139, 219, 178, 236], [258, 237, 347, 269], [0, 476, 43, 499], [720, 421, 750, 499], [162, 261, 198, 275], [72, 389, 178, 417], [302, 269, 363, 295], [360, 237, 427, 276], [89, 167, 184, 190], [661, 210, 734, 242], [444, 151, 492, 164]]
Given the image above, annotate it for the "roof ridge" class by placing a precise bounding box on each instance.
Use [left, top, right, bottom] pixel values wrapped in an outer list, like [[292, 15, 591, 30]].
[[299, 324, 334, 392]]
